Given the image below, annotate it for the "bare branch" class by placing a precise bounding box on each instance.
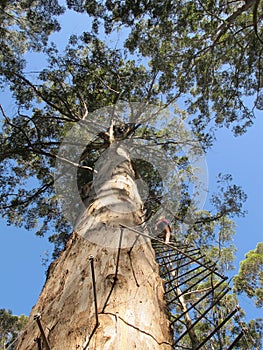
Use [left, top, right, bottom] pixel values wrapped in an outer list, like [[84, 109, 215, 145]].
[[183, 287, 213, 297], [32, 148, 96, 173]]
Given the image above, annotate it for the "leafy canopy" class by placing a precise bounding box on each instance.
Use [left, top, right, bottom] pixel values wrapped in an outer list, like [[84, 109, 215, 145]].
[[80, 0, 263, 141], [0, 309, 28, 350], [0, 1, 262, 347], [0, 0, 64, 81], [234, 242, 263, 308], [0, 1, 256, 261]]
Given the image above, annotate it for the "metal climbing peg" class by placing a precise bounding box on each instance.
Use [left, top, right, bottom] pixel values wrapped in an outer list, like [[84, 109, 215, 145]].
[[89, 255, 99, 327], [34, 314, 51, 350]]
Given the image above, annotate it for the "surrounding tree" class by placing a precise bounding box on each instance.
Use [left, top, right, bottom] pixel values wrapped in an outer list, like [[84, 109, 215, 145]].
[[234, 242, 263, 308], [0, 0, 64, 83], [155, 242, 263, 349], [0, 309, 28, 350], [0, 0, 262, 349]]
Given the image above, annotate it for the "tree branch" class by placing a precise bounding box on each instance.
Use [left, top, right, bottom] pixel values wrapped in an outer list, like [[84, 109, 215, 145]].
[[0, 181, 54, 210], [11, 72, 79, 121], [214, 0, 256, 45], [32, 147, 96, 173], [253, 0, 263, 45]]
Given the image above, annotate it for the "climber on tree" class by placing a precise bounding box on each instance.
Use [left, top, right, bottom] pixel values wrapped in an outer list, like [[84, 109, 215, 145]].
[[155, 217, 171, 243]]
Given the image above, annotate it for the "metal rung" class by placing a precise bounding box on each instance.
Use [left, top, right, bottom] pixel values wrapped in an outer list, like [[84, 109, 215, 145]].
[[173, 286, 231, 344], [194, 308, 239, 350]]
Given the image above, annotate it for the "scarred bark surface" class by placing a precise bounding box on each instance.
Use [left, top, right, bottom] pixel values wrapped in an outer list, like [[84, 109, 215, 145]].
[[16, 144, 173, 350]]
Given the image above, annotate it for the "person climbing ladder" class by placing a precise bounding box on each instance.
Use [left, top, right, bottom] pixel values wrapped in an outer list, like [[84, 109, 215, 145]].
[[154, 216, 171, 243]]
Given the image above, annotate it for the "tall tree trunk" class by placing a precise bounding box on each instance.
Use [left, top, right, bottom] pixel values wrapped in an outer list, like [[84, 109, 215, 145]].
[[16, 143, 173, 350]]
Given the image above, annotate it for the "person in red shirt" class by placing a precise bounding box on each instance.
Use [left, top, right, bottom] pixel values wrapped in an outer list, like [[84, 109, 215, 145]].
[[155, 217, 171, 243]]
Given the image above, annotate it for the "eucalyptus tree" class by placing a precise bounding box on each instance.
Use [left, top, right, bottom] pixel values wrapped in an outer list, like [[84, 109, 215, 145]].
[[0, 0, 64, 82], [0, 0, 262, 349], [0, 309, 28, 350], [234, 242, 263, 308]]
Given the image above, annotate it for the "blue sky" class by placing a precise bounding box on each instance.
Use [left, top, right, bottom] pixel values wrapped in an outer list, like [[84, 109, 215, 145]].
[[0, 7, 262, 323], [206, 119, 263, 321]]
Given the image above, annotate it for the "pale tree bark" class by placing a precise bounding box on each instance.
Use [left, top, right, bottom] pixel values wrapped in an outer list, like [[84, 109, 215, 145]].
[[16, 143, 173, 350]]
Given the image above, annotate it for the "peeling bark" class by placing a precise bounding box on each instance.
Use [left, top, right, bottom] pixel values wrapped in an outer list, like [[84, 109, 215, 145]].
[[16, 143, 173, 350]]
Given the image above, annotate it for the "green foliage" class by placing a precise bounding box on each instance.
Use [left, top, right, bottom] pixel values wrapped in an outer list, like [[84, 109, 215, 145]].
[[132, 158, 163, 217], [82, 0, 263, 140], [0, 34, 162, 256], [179, 172, 247, 273], [243, 318, 263, 349], [0, 309, 28, 350], [155, 241, 254, 349], [0, 0, 255, 269], [0, 1, 262, 345], [0, 0, 64, 84], [234, 242, 263, 308]]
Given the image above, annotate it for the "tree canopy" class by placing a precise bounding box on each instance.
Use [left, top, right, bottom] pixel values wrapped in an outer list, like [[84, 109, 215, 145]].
[[0, 2, 262, 344], [0, 309, 28, 350], [234, 242, 263, 308], [1, 0, 255, 255], [0, 0, 64, 80], [82, 0, 263, 138]]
